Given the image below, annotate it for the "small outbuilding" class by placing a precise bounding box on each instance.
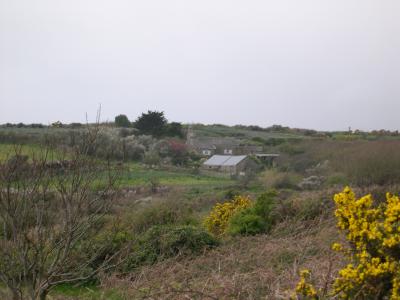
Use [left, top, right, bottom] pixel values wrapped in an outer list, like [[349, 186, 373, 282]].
[[202, 155, 257, 176]]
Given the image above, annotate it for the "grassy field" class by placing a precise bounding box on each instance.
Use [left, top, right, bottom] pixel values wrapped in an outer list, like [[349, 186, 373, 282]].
[[0, 143, 234, 197], [118, 163, 234, 188], [0, 143, 68, 162]]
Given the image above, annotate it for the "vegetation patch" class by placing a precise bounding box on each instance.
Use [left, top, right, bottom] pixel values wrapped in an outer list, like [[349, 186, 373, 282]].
[[292, 187, 400, 299], [123, 225, 218, 271], [203, 195, 252, 236]]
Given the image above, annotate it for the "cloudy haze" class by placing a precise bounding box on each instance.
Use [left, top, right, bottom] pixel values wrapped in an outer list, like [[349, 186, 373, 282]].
[[0, 0, 399, 131]]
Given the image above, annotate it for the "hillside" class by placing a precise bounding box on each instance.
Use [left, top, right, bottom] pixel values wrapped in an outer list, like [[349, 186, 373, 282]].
[[1, 123, 400, 299]]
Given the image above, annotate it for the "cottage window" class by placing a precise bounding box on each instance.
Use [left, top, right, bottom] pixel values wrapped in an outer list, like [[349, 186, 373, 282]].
[[224, 149, 233, 155]]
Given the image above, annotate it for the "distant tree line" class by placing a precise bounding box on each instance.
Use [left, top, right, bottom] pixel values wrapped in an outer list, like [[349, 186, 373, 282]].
[[0, 122, 83, 129], [2, 123, 46, 128]]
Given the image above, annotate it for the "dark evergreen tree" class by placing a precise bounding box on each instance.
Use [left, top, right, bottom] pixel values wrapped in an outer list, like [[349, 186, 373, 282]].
[[114, 114, 131, 127], [134, 110, 167, 136], [166, 122, 184, 138]]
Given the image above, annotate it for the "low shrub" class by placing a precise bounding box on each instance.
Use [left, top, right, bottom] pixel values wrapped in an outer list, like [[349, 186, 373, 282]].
[[203, 195, 252, 236], [123, 225, 218, 271], [273, 174, 300, 190], [86, 229, 131, 270], [253, 190, 276, 220], [262, 170, 302, 190], [227, 191, 276, 236], [296, 197, 325, 221], [68, 226, 132, 282], [228, 209, 266, 235], [127, 199, 196, 234], [275, 193, 328, 222]]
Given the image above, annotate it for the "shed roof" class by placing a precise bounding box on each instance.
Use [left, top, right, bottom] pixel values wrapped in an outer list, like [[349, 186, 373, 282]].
[[255, 154, 280, 157], [197, 144, 217, 150], [203, 155, 247, 167]]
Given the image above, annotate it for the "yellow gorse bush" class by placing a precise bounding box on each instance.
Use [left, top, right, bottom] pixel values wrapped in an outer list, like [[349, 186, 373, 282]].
[[204, 195, 252, 236], [332, 187, 400, 299], [293, 269, 318, 300], [292, 187, 400, 299]]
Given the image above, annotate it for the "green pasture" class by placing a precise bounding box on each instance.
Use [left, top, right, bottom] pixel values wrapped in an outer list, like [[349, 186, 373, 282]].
[[0, 143, 68, 162], [118, 163, 234, 188], [0, 143, 234, 189]]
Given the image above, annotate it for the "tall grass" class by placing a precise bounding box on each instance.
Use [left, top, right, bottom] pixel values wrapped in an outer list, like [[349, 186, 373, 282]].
[[278, 139, 400, 186]]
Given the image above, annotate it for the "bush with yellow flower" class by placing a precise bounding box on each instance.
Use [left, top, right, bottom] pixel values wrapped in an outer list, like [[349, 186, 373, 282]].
[[203, 195, 252, 236], [292, 187, 400, 299]]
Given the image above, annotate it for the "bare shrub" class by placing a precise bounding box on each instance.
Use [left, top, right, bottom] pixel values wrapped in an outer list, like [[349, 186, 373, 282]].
[[332, 140, 400, 186], [0, 122, 122, 300], [279, 139, 400, 186]]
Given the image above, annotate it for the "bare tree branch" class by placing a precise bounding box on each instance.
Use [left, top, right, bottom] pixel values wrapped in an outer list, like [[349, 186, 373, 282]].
[[0, 114, 123, 300]]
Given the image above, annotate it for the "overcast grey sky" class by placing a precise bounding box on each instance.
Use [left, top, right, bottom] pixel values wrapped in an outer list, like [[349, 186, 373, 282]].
[[0, 1, 399, 131]]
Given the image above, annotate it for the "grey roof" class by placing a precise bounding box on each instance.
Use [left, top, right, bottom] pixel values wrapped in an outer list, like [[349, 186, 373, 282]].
[[255, 154, 280, 157], [203, 155, 247, 167], [197, 144, 217, 150]]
